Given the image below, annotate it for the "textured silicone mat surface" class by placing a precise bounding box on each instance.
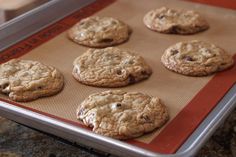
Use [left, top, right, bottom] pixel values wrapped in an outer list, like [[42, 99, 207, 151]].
[[0, 0, 236, 154]]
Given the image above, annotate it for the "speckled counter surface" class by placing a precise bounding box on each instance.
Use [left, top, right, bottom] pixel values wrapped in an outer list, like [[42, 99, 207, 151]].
[[0, 109, 236, 157]]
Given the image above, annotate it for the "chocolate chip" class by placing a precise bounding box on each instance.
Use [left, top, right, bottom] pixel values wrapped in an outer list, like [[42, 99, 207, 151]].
[[158, 15, 165, 19], [0, 82, 9, 90], [111, 21, 117, 25], [170, 26, 185, 34], [37, 86, 43, 90], [221, 62, 227, 66], [99, 38, 113, 43], [116, 103, 122, 107], [87, 113, 95, 127], [128, 74, 136, 84], [125, 59, 134, 65], [88, 124, 94, 127], [128, 60, 134, 64], [78, 108, 84, 116], [171, 49, 179, 55], [141, 115, 151, 122], [170, 26, 178, 34], [79, 21, 85, 25], [116, 69, 122, 75], [141, 70, 148, 76], [73, 68, 78, 73], [184, 56, 195, 61]]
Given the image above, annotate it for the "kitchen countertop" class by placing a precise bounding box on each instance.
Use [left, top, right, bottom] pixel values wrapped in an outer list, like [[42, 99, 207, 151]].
[[0, 0, 235, 156], [0, 109, 235, 157]]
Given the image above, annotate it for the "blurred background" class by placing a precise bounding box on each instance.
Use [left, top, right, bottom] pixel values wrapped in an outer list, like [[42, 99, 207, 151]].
[[0, 0, 50, 25]]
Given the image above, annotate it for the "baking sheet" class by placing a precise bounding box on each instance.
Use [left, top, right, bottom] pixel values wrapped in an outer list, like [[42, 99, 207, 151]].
[[0, 0, 236, 154]]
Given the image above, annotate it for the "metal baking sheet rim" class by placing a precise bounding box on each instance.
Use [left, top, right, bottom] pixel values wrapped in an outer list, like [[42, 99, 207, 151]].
[[0, 0, 236, 156], [0, 85, 235, 157]]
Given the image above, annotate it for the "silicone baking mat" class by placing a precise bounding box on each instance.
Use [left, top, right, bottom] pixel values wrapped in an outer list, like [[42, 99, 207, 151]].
[[0, 0, 236, 154]]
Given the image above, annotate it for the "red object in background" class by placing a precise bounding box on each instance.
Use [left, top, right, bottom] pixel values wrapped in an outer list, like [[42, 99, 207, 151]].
[[188, 0, 236, 10]]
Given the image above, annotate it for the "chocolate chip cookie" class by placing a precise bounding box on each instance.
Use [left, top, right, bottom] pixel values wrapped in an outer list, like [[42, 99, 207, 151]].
[[143, 7, 209, 34], [72, 47, 152, 87], [0, 59, 64, 102], [68, 16, 131, 48], [161, 40, 234, 76], [77, 90, 169, 139]]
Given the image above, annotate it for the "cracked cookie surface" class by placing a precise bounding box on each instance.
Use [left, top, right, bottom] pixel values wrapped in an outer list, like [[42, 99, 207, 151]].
[[68, 16, 131, 48], [77, 90, 169, 139], [143, 7, 209, 34], [72, 47, 152, 87], [161, 40, 234, 76], [0, 59, 64, 102]]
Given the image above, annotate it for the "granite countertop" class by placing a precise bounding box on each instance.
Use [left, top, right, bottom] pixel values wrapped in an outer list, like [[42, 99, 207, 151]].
[[0, 109, 235, 157]]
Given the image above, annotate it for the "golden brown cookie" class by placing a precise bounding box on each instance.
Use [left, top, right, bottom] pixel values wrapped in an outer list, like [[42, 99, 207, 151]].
[[143, 7, 209, 34], [72, 47, 152, 87], [161, 40, 234, 76], [0, 59, 64, 102], [68, 16, 131, 48], [77, 90, 169, 139]]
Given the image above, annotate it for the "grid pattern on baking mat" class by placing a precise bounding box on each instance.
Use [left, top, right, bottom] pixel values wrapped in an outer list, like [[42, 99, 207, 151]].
[[0, 0, 236, 154]]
